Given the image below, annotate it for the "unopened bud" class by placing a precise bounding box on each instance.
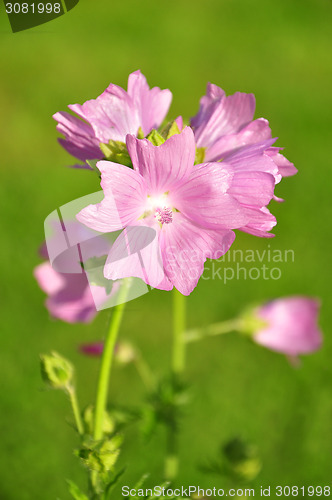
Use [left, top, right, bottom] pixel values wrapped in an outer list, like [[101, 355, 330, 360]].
[[40, 351, 73, 390]]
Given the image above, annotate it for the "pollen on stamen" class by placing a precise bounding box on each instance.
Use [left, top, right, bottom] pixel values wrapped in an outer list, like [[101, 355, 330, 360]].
[[155, 206, 173, 224]]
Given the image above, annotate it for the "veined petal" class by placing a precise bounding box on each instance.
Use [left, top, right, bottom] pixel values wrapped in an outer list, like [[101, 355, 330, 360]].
[[193, 88, 256, 148], [205, 118, 272, 161], [77, 161, 148, 232], [228, 171, 275, 207], [224, 139, 281, 182], [174, 162, 249, 229], [126, 127, 196, 194], [104, 224, 172, 290], [69, 87, 137, 144], [159, 212, 235, 295], [53, 111, 102, 162], [190, 83, 226, 129], [265, 147, 298, 177], [127, 70, 172, 136], [239, 206, 277, 237]]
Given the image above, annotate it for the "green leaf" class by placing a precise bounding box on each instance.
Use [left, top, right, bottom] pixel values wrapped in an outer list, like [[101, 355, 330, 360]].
[[105, 467, 126, 500], [66, 480, 89, 500], [129, 474, 149, 499], [146, 130, 165, 146]]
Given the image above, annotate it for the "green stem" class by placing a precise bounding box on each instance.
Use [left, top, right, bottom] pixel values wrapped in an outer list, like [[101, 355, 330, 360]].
[[184, 318, 242, 343], [67, 385, 84, 436], [172, 289, 186, 376], [164, 289, 186, 481], [93, 280, 130, 441]]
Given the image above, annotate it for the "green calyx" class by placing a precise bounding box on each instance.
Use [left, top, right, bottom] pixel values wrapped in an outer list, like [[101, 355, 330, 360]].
[[195, 146, 206, 164], [161, 120, 181, 140], [40, 351, 74, 390], [77, 433, 123, 474], [238, 306, 269, 337], [99, 140, 132, 167], [146, 129, 165, 146]]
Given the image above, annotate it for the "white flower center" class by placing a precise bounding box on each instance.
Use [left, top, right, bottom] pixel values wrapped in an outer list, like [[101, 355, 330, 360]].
[[145, 194, 174, 225]]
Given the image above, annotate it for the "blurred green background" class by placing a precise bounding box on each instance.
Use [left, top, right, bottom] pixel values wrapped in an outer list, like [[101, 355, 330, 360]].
[[1, 0, 332, 498]]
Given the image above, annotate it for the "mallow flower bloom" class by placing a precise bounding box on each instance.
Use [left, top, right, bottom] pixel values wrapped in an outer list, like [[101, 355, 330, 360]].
[[253, 297, 322, 356], [191, 83, 297, 179], [34, 262, 108, 323], [53, 70, 172, 168], [34, 226, 120, 323], [77, 127, 276, 295]]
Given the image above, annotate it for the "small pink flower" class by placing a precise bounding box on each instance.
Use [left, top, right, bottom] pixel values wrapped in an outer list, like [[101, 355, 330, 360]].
[[253, 297, 322, 356], [34, 262, 107, 323], [77, 127, 276, 295], [53, 70, 172, 168], [191, 83, 297, 177]]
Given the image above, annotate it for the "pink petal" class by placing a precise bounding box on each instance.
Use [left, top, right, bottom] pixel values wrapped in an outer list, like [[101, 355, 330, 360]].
[[223, 139, 280, 181], [239, 206, 277, 237], [127, 70, 172, 136], [265, 147, 298, 177], [69, 85, 135, 143], [34, 262, 66, 295], [205, 118, 272, 161], [191, 83, 226, 130], [159, 212, 235, 295], [254, 297, 322, 356], [174, 162, 249, 230], [53, 111, 102, 163], [193, 87, 256, 149], [104, 224, 172, 290], [126, 127, 196, 194], [77, 161, 148, 232], [228, 171, 275, 207]]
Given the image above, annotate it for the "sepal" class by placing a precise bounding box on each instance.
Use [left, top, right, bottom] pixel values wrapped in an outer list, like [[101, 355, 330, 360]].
[[99, 140, 132, 167]]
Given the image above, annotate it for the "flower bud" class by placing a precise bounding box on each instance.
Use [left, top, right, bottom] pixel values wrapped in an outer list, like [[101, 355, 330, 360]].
[[242, 297, 322, 357], [40, 351, 73, 390]]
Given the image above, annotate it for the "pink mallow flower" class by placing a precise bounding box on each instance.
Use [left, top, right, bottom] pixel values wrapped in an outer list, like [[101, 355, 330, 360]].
[[191, 83, 297, 179], [34, 262, 108, 323], [77, 127, 276, 295], [253, 297, 322, 356], [53, 70, 172, 168]]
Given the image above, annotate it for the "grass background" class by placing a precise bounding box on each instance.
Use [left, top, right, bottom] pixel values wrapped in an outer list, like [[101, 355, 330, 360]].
[[0, 0, 332, 498]]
